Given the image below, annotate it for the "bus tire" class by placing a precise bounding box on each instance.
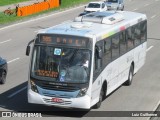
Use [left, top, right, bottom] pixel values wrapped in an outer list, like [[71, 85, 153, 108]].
[[93, 87, 104, 109], [124, 65, 134, 86]]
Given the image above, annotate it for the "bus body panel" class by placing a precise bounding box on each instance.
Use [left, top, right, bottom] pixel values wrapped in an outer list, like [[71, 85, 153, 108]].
[[134, 42, 147, 74], [91, 41, 147, 104]]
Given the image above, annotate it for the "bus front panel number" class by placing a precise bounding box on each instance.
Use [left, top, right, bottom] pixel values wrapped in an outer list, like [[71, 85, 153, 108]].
[[52, 98, 64, 103]]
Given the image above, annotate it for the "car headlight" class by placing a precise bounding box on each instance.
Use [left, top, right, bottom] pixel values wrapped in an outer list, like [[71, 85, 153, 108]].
[[77, 88, 88, 97], [30, 80, 39, 93]]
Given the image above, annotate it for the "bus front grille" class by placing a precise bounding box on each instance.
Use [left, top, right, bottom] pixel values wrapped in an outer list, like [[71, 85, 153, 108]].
[[42, 93, 73, 98], [38, 82, 79, 92]]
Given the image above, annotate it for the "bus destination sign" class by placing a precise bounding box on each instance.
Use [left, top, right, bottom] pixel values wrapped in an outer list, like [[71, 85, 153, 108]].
[[37, 34, 89, 47]]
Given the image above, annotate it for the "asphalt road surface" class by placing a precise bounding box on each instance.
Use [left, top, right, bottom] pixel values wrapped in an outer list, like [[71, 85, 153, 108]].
[[0, 0, 160, 120]]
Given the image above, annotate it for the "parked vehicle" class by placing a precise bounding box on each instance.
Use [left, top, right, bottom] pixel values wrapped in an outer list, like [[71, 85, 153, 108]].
[[105, 0, 124, 11], [84, 1, 107, 12], [0, 57, 7, 84]]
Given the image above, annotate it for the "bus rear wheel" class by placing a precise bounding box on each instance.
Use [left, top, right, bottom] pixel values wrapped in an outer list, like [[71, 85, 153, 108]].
[[124, 65, 134, 86]]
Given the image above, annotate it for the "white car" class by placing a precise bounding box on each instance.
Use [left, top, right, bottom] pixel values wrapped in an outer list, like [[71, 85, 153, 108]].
[[84, 2, 107, 12], [105, 0, 124, 11]]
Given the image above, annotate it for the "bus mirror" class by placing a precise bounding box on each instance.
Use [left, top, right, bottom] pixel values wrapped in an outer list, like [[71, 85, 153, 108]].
[[26, 39, 34, 56], [26, 46, 30, 56], [96, 47, 102, 59]]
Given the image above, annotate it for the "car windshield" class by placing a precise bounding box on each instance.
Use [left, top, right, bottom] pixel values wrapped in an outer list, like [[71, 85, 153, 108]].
[[88, 3, 101, 8], [31, 46, 91, 83], [108, 0, 118, 3]]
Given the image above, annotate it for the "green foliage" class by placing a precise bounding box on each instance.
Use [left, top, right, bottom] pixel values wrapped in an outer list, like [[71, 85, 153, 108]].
[[0, 12, 19, 24], [0, 0, 28, 6], [61, 0, 90, 8]]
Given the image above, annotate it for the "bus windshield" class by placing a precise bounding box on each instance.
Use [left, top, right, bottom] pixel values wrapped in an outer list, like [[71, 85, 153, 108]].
[[31, 46, 91, 83]]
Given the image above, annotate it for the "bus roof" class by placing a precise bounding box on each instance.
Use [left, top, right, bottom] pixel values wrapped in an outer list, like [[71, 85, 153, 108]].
[[38, 11, 147, 41]]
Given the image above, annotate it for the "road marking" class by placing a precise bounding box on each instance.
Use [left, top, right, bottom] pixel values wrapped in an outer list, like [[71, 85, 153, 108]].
[[151, 15, 156, 19], [144, 3, 149, 7], [8, 86, 27, 98], [0, 5, 85, 32], [153, 100, 160, 111], [132, 8, 138, 11], [7, 58, 20, 64], [0, 39, 11, 44], [147, 100, 160, 120], [146, 46, 154, 52]]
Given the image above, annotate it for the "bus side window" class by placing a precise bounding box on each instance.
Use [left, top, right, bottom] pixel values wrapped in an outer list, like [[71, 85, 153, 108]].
[[126, 28, 134, 51], [103, 38, 112, 66], [120, 31, 127, 55], [134, 23, 141, 46], [140, 21, 147, 43], [93, 42, 103, 80], [112, 34, 120, 60]]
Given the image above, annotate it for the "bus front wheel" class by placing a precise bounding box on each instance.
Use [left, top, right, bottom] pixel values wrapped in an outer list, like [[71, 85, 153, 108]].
[[93, 87, 104, 109]]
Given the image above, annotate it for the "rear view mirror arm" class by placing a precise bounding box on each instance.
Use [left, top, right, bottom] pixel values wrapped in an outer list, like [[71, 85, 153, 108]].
[[28, 39, 34, 46]]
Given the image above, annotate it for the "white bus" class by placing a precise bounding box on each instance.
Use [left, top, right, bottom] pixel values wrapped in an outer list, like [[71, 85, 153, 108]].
[[26, 11, 147, 109]]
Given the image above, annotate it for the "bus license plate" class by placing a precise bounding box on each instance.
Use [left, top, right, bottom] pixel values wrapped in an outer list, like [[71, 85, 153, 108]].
[[52, 98, 64, 103]]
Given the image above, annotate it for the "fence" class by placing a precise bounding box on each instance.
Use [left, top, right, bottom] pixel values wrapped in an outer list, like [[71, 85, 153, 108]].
[[17, 0, 59, 16]]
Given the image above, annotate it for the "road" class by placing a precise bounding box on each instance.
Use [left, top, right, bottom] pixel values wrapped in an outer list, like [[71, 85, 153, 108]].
[[0, 0, 160, 120]]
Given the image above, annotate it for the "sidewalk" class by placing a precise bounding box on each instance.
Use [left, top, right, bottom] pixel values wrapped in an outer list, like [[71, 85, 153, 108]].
[[0, 0, 45, 12]]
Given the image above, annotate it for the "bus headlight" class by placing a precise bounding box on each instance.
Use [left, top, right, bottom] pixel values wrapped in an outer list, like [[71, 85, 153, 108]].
[[30, 80, 39, 93], [77, 88, 87, 97]]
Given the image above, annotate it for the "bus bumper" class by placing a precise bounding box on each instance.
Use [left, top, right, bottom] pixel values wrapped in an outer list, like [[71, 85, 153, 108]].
[[28, 89, 91, 109]]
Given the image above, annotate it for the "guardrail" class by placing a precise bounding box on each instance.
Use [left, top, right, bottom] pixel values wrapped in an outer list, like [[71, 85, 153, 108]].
[[17, 0, 59, 16]]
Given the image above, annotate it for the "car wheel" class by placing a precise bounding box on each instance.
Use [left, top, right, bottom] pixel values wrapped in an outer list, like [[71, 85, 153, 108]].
[[0, 70, 7, 84]]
